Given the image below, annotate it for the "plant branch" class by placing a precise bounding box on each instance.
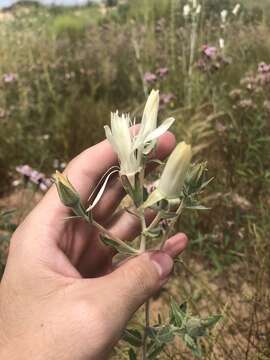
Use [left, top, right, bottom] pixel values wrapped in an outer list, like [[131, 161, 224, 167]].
[[92, 219, 139, 254], [142, 299, 150, 360]]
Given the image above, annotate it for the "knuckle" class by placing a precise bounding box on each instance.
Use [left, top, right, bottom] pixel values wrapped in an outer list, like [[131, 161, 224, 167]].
[[124, 259, 157, 296]]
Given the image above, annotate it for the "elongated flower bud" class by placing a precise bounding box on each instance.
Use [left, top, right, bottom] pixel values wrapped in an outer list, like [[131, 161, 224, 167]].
[[53, 171, 81, 208], [142, 142, 192, 208], [158, 142, 192, 199], [232, 3, 240, 16]]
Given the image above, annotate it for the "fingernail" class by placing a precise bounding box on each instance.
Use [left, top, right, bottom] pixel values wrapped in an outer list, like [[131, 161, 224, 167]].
[[150, 252, 173, 280], [163, 233, 188, 258]]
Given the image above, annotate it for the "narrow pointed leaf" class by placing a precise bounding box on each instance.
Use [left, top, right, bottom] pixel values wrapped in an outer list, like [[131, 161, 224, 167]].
[[122, 329, 143, 347], [128, 348, 137, 360], [100, 235, 137, 255], [202, 315, 222, 328]]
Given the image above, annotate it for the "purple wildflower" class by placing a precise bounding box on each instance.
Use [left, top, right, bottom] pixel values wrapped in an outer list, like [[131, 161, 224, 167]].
[[0, 108, 6, 118], [16, 165, 51, 192], [16, 165, 33, 177], [143, 72, 157, 84], [156, 67, 169, 78], [202, 45, 217, 59], [3, 73, 17, 83], [160, 93, 176, 107], [258, 62, 270, 74]]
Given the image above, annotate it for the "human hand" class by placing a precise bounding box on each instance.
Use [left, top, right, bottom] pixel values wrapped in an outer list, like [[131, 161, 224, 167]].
[[0, 132, 188, 360]]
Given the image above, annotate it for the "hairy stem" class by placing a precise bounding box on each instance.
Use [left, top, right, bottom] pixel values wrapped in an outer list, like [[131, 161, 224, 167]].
[[146, 211, 162, 232], [142, 299, 150, 360], [92, 219, 139, 254], [139, 215, 147, 252], [161, 200, 185, 250]]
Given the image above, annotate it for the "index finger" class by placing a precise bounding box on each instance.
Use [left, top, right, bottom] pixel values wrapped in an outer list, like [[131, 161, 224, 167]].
[[41, 139, 118, 215]]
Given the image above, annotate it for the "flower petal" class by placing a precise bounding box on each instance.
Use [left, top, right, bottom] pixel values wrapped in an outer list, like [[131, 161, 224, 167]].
[[144, 117, 175, 143]]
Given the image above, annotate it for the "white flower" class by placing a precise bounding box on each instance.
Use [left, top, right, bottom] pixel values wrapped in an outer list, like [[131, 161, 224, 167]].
[[105, 90, 175, 178], [158, 142, 192, 198], [105, 112, 141, 176], [232, 3, 241, 16], [183, 4, 191, 17], [196, 4, 202, 15], [221, 9, 228, 23], [132, 89, 175, 154], [142, 142, 192, 208], [137, 89, 159, 140], [219, 38, 225, 49]]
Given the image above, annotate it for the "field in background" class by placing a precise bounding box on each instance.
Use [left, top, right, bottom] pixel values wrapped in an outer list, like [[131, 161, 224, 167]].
[[0, 0, 269, 359]]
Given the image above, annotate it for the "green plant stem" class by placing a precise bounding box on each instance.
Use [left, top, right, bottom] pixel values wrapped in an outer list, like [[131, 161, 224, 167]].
[[160, 200, 185, 250], [146, 211, 162, 232], [92, 219, 139, 254], [142, 299, 150, 360], [140, 214, 147, 252]]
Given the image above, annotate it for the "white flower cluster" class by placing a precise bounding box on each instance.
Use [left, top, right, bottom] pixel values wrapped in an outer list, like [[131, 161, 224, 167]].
[[104, 90, 192, 205], [183, 0, 201, 18], [220, 4, 241, 50], [105, 90, 174, 178]]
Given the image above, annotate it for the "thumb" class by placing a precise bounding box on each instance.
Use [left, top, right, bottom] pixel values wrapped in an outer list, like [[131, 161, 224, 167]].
[[103, 251, 173, 322]]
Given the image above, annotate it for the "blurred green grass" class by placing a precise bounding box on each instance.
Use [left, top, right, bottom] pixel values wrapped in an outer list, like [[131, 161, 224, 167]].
[[0, 0, 269, 358]]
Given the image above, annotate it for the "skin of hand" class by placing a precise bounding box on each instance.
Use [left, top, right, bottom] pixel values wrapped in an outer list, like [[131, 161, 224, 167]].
[[0, 132, 188, 360]]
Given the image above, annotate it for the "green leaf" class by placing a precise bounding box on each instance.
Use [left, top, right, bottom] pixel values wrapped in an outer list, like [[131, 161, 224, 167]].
[[170, 299, 187, 327], [170, 300, 183, 327], [147, 325, 175, 344], [186, 318, 206, 337], [183, 334, 202, 358], [100, 236, 136, 255], [0, 209, 16, 218], [144, 227, 162, 238], [128, 348, 137, 360], [184, 334, 196, 348], [200, 177, 214, 190], [202, 315, 222, 329], [147, 342, 165, 359], [122, 329, 143, 347]]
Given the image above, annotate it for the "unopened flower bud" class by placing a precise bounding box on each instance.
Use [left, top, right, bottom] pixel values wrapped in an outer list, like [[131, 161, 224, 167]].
[[158, 142, 192, 199], [219, 38, 225, 49], [232, 3, 240, 16], [142, 142, 192, 208], [196, 4, 202, 15], [53, 171, 81, 208]]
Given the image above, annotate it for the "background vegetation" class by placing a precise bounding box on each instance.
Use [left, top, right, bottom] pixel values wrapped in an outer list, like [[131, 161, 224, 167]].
[[0, 0, 269, 358]]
